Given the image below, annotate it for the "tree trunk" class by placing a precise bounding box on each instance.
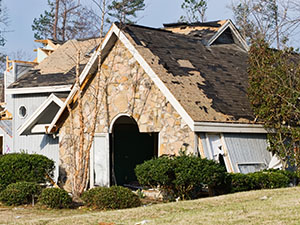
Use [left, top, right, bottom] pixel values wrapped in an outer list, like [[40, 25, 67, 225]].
[[62, 9, 67, 42], [53, 0, 60, 41]]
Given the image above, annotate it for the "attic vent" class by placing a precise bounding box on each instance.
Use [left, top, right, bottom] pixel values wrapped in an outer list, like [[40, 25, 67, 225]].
[[177, 59, 195, 69], [19, 105, 27, 118]]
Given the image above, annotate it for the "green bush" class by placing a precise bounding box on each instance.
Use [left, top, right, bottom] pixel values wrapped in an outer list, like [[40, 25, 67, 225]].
[[230, 171, 290, 193], [39, 188, 72, 209], [135, 154, 230, 200], [82, 186, 141, 210], [0, 153, 55, 190], [249, 171, 290, 189], [230, 173, 253, 192], [0, 182, 41, 206], [263, 169, 298, 185], [0, 183, 5, 194]]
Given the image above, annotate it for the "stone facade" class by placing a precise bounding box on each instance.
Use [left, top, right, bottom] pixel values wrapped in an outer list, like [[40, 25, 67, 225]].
[[59, 40, 195, 190]]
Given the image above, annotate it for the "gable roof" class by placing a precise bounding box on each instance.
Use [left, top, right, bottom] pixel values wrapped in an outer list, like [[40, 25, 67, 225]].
[[7, 38, 100, 91], [48, 22, 266, 134], [121, 24, 252, 122], [18, 93, 66, 135]]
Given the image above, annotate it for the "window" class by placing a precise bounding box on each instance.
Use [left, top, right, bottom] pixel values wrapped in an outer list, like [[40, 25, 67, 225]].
[[19, 105, 27, 118]]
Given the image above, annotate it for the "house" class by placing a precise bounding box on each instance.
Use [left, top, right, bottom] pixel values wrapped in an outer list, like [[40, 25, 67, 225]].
[[4, 38, 99, 180], [43, 20, 274, 191]]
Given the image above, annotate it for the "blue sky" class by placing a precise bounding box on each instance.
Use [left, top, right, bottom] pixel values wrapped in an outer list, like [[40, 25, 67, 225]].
[[3, 0, 233, 60]]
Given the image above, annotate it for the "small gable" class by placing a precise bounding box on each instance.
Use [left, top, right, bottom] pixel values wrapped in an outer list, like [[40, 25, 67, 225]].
[[18, 94, 65, 135], [211, 27, 245, 50]]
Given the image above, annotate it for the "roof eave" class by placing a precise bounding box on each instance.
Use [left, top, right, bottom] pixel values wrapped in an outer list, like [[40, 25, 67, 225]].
[[194, 121, 268, 133], [6, 85, 71, 95]]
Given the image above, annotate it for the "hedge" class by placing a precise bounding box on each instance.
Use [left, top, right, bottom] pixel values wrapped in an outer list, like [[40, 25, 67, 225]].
[[82, 186, 141, 210], [0, 182, 41, 206], [0, 153, 55, 189]]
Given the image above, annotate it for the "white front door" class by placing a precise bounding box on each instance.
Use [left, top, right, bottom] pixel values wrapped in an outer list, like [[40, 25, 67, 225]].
[[90, 133, 110, 187]]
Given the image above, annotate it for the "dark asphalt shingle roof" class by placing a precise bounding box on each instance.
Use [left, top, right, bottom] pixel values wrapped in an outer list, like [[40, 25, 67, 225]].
[[120, 23, 254, 123]]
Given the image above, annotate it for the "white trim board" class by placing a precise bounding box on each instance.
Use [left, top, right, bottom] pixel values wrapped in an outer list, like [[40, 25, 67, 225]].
[[194, 122, 267, 133], [18, 94, 64, 135], [6, 85, 71, 95]]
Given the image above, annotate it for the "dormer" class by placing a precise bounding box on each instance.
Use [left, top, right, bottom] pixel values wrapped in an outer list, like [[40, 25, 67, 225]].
[[163, 19, 249, 51]]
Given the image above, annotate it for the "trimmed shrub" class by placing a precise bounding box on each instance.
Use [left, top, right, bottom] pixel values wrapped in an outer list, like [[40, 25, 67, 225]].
[[0, 153, 55, 190], [0, 182, 41, 206], [39, 188, 72, 209], [82, 186, 141, 210], [230, 171, 290, 193], [135, 155, 230, 200], [230, 173, 253, 192], [263, 169, 299, 185], [249, 171, 290, 189]]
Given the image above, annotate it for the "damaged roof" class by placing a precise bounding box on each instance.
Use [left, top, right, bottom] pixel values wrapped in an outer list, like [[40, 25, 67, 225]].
[[8, 38, 99, 89], [163, 20, 227, 45], [119, 23, 254, 123]]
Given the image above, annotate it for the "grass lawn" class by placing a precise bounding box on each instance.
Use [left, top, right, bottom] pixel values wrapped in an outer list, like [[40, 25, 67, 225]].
[[1, 186, 300, 225]]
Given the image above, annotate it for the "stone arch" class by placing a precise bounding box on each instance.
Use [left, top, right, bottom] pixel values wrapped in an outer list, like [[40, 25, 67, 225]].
[[110, 115, 158, 186]]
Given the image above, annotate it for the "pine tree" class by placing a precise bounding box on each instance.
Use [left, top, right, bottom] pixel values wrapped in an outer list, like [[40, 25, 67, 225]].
[[179, 0, 208, 23], [32, 0, 99, 41], [107, 0, 145, 24]]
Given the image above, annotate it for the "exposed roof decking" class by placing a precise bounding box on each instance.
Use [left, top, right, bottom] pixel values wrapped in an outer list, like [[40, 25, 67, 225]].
[[8, 38, 100, 89]]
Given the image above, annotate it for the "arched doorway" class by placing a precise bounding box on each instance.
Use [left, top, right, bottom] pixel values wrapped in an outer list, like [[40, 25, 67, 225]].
[[111, 116, 158, 186]]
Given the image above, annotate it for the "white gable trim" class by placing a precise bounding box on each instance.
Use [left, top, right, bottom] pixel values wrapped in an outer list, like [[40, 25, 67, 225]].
[[48, 27, 116, 133], [6, 85, 71, 95], [113, 24, 195, 131], [207, 20, 249, 51], [18, 94, 64, 135], [194, 122, 267, 133]]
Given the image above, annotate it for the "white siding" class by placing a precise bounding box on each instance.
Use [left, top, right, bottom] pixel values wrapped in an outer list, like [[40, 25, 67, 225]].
[[223, 133, 271, 173], [11, 93, 60, 181], [198, 132, 271, 174]]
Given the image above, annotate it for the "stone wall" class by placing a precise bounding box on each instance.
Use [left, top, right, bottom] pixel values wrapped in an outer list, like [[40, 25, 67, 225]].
[[59, 40, 195, 190]]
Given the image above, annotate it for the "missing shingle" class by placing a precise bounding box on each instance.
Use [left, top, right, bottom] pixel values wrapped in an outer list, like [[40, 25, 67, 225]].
[[177, 59, 195, 69]]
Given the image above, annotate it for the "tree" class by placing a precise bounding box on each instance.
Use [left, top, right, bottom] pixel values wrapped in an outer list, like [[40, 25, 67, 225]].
[[248, 39, 300, 170], [66, 0, 107, 198], [107, 0, 145, 24], [32, 0, 100, 41], [0, 0, 9, 72], [231, 0, 300, 49], [179, 0, 209, 23]]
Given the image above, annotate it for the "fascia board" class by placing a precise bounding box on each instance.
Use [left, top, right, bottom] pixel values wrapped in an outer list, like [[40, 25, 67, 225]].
[[194, 122, 268, 133], [6, 85, 71, 95]]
